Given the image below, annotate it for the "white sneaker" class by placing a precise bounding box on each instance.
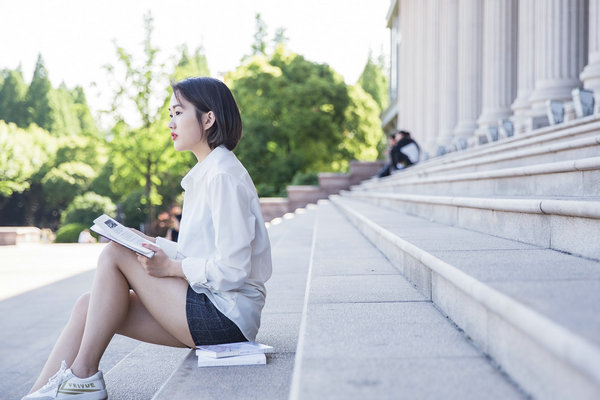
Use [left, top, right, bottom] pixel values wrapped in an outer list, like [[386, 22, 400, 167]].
[[22, 360, 68, 400], [22, 361, 107, 400]]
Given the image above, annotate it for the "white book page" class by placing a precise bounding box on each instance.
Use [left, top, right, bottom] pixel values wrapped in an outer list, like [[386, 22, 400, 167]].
[[91, 214, 155, 257]]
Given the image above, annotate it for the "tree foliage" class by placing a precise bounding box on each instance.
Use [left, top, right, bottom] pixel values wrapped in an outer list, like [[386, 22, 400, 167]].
[[0, 69, 28, 126], [357, 52, 389, 113], [25, 54, 54, 130], [61, 192, 116, 225], [41, 161, 97, 209], [227, 47, 350, 196], [0, 121, 55, 197], [251, 14, 268, 56], [339, 84, 382, 167]]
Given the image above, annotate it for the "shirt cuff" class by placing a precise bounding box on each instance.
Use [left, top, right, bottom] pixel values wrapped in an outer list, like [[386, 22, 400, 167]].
[[182, 257, 209, 288], [156, 237, 179, 259]]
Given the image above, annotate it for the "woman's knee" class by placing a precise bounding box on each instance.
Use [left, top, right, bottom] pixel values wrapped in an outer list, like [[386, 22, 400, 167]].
[[70, 292, 91, 324], [99, 241, 122, 261]]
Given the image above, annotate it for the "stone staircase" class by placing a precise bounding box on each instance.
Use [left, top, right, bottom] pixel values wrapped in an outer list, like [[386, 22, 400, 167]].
[[2, 116, 599, 399], [319, 116, 600, 399]]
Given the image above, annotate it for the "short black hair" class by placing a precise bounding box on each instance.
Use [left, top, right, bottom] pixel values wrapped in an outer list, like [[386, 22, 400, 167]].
[[171, 77, 242, 151]]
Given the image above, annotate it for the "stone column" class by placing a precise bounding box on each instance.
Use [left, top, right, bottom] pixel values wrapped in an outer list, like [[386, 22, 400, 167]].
[[511, 0, 536, 132], [528, 0, 587, 124], [452, 0, 483, 145], [412, 0, 426, 148], [423, 0, 440, 155], [437, 0, 459, 150], [476, 0, 518, 142], [580, 0, 600, 113], [399, 0, 414, 134]]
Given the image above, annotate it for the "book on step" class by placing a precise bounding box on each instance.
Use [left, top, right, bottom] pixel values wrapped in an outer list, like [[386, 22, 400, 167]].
[[196, 352, 266, 367], [195, 341, 274, 358], [90, 214, 155, 258]]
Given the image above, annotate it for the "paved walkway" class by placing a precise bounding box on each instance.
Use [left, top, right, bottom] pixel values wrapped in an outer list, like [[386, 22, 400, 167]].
[[0, 243, 107, 399], [0, 243, 106, 301]]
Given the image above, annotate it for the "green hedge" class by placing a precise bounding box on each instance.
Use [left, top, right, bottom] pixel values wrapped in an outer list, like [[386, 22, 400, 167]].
[[54, 223, 92, 243], [61, 192, 116, 225]]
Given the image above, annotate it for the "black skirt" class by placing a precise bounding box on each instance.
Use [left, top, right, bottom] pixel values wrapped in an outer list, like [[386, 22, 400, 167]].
[[185, 286, 247, 347]]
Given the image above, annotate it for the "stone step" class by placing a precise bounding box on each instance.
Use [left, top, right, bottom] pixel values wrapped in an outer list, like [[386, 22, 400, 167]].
[[153, 207, 317, 400], [360, 116, 600, 188], [289, 201, 525, 399], [104, 343, 190, 400], [425, 114, 600, 173], [331, 195, 600, 400], [342, 191, 600, 261], [356, 156, 600, 198]]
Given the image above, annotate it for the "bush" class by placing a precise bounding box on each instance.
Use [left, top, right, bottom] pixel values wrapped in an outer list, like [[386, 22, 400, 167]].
[[290, 171, 319, 186], [54, 223, 89, 243], [61, 192, 117, 225], [41, 161, 97, 208]]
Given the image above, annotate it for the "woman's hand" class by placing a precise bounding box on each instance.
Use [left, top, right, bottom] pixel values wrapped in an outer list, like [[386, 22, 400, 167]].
[[129, 228, 156, 243], [136, 243, 184, 278]]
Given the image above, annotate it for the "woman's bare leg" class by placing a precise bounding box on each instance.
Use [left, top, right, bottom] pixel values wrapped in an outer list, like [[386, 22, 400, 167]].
[[29, 242, 194, 392], [70, 242, 194, 378], [29, 293, 90, 391]]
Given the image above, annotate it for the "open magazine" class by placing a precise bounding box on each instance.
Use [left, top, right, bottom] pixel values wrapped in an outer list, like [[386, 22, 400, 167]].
[[90, 214, 155, 258]]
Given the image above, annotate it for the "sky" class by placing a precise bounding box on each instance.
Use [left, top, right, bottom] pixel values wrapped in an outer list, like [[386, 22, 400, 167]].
[[0, 0, 391, 119]]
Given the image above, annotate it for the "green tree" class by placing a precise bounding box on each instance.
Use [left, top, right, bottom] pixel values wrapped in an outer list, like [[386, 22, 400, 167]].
[[71, 86, 99, 136], [172, 45, 210, 81], [227, 46, 350, 196], [251, 13, 268, 56], [25, 54, 54, 130], [61, 192, 116, 225], [41, 161, 97, 210], [339, 84, 382, 167], [357, 52, 389, 113], [49, 84, 81, 136], [273, 28, 289, 48], [0, 69, 28, 126], [0, 121, 55, 198]]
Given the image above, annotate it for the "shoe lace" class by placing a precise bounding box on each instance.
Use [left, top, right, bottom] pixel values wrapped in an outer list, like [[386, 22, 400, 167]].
[[40, 360, 67, 392]]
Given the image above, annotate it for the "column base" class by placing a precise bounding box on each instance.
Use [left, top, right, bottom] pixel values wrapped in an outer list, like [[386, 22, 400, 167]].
[[529, 79, 581, 112], [580, 62, 600, 93], [527, 115, 550, 131], [453, 120, 478, 140]]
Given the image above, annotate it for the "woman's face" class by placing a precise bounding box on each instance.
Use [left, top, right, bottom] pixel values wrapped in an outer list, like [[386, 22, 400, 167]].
[[168, 92, 212, 158]]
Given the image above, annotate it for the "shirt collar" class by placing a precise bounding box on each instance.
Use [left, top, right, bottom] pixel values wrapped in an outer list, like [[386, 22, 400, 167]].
[[181, 146, 226, 190]]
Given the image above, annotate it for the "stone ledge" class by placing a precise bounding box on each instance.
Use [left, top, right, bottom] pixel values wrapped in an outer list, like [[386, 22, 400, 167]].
[[348, 191, 600, 219], [0, 227, 41, 245], [260, 161, 384, 222], [361, 156, 600, 189], [361, 134, 600, 189], [413, 114, 600, 174], [331, 195, 600, 397]]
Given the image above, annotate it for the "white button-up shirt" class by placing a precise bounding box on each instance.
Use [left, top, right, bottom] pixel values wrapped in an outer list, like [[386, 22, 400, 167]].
[[156, 146, 272, 341]]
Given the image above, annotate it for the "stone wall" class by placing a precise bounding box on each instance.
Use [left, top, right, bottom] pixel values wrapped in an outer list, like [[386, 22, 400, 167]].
[[259, 160, 385, 222]]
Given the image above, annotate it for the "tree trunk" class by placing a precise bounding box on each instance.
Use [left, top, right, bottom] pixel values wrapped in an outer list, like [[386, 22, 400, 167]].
[[145, 154, 153, 234]]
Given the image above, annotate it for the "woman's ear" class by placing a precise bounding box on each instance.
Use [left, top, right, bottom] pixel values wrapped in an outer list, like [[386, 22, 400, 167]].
[[203, 111, 216, 130]]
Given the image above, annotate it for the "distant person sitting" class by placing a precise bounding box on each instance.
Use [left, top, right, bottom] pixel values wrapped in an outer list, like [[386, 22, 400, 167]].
[[78, 229, 97, 244], [376, 133, 399, 178], [391, 130, 420, 171]]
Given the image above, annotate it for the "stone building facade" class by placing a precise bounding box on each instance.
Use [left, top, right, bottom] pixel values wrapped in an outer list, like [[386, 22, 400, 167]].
[[382, 0, 600, 159]]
